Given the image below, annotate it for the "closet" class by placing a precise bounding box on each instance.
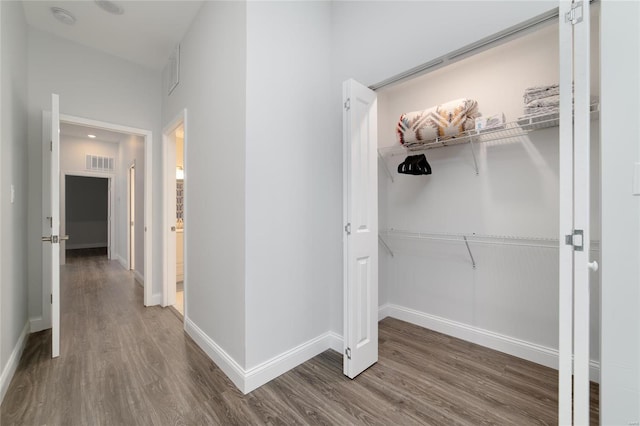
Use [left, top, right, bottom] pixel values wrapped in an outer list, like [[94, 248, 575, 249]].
[[343, 3, 600, 423]]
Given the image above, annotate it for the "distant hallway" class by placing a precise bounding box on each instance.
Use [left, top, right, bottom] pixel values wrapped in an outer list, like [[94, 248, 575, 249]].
[[1, 254, 597, 425]]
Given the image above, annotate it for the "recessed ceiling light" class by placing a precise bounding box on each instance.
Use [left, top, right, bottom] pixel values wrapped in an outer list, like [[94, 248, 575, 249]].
[[94, 0, 124, 15], [88, 134, 97, 138], [51, 7, 76, 25]]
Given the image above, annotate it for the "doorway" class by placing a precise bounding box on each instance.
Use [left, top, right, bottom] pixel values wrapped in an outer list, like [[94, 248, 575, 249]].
[[162, 110, 187, 318], [62, 175, 112, 262]]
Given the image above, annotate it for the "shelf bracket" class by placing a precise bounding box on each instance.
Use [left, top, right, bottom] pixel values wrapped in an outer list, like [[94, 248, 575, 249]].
[[463, 235, 476, 268], [378, 234, 394, 258], [377, 151, 394, 182], [468, 135, 479, 175]]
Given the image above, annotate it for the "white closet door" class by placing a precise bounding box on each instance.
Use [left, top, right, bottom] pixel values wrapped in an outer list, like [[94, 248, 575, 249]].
[[559, 1, 593, 423], [343, 78, 378, 379]]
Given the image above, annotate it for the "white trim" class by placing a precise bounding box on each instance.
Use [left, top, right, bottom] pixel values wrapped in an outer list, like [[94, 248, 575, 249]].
[[378, 303, 391, 321], [162, 109, 187, 310], [116, 254, 128, 269], [383, 304, 601, 382], [185, 317, 337, 394], [185, 318, 245, 391], [327, 331, 343, 353], [134, 270, 144, 286], [151, 293, 163, 306], [58, 114, 153, 307], [0, 322, 29, 404], [29, 316, 46, 333], [244, 331, 333, 394]]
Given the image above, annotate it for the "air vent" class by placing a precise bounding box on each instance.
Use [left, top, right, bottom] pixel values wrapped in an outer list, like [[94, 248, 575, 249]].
[[86, 155, 115, 171]]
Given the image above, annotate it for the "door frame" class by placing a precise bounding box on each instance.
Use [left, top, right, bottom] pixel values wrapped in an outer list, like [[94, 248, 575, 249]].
[[60, 172, 115, 264], [41, 113, 154, 324], [162, 109, 188, 317], [127, 161, 136, 270]]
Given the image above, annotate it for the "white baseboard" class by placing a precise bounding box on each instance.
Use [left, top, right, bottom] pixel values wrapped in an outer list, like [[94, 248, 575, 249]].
[[116, 255, 128, 269], [184, 317, 246, 392], [29, 316, 49, 333], [185, 317, 337, 394], [383, 304, 600, 383], [378, 303, 391, 321], [327, 331, 343, 353], [244, 331, 335, 393], [0, 322, 30, 404], [134, 270, 144, 286]]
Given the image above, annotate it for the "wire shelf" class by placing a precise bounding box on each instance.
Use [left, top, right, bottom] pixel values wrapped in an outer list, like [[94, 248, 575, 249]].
[[378, 103, 600, 159]]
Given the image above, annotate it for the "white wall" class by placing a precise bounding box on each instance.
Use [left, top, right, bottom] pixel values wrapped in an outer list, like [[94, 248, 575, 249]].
[[600, 1, 640, 423], [27, 28, 163, 321], [245, 1, 333, 369], [0, 0, 29, 402], [118, 134, 144, 277], [329, 0, 558, 334], [162, 1, 247, 366]]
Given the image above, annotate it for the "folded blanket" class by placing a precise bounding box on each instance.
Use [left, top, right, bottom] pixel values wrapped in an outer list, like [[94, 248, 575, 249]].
[[396, 98, 480, 146], [523, 84, 559, 104], [523, 106, 558, 115], [526, 95, 560, 109]]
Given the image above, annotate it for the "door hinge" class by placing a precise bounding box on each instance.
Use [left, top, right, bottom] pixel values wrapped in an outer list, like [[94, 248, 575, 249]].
[[565, 229, 584, 251], [50, 140, 53, 151], [345, 347, 351, 359], [345, 223, 351, 235], [565, 1, 584, 25], [50, 294, 52, 304], [344, 98, 351, 111]]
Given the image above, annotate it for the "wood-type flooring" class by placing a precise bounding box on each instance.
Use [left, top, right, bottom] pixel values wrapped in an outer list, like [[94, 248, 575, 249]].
[[1, 254, 599, 425]]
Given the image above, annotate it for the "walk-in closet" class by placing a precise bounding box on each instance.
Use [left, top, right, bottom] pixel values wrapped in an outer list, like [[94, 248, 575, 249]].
[[344, 3, 601, 421]]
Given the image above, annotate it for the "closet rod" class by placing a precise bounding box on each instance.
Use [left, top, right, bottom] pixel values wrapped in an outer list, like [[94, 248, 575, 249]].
[[381, 229, 560, 249], [369, 8, 560, 91]]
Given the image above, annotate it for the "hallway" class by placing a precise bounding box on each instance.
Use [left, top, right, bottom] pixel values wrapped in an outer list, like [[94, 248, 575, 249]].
[[0, 255, 597, 425]]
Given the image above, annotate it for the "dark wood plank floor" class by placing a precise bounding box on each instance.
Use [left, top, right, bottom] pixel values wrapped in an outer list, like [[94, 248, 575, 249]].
[[1, 255, 598, 425]]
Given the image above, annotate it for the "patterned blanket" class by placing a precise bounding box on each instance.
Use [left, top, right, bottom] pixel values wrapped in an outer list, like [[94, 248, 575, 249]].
[[396, 98, 480, 147]]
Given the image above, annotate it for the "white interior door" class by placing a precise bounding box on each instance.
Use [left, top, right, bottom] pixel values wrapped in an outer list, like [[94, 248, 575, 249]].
[[42, 93, 62, 358], [343, 78, 378, 379], [163, 130, 177, 307], [558, 1, 594, 423]]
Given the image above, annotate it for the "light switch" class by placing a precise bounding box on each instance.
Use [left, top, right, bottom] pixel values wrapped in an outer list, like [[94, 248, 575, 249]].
[[10, 184, 15, 204], [634, 162, 640, 196]]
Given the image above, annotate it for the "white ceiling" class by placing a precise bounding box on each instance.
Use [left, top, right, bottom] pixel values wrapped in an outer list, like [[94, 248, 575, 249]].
[[22, 0, 204, 70], [60, 121, 131, 143]]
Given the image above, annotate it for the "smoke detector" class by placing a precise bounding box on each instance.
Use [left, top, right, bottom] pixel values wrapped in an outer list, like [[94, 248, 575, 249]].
[[94, 0, 124, 15], [51, 7, 76, 25]]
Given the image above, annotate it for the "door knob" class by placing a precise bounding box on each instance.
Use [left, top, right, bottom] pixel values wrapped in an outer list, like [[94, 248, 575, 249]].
[[42, 236, 52, 242], [587, 261, 599, 272]]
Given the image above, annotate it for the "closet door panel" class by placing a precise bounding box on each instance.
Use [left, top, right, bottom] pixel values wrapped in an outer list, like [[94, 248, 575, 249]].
[[343, 79, 378, 379]]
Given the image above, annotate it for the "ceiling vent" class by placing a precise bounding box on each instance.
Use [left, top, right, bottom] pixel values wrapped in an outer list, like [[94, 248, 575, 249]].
[[94, 0, 124, 15], [51, 7, 76, 25], [86, 155, 115, 172]]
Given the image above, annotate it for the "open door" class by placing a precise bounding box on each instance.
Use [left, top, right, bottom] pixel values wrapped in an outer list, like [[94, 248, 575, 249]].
[[558, 1, 596, 423], [42, 93, 64, 358], [343, 79, 378, 378]]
